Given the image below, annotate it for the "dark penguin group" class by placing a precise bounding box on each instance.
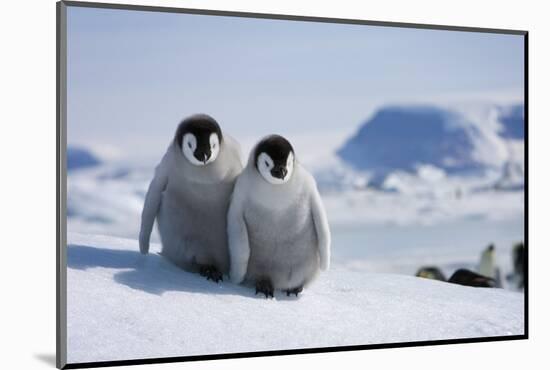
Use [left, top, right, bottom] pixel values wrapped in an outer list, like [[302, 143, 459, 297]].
[[416, 266, 498, 288], [415, 242, 525, 289]]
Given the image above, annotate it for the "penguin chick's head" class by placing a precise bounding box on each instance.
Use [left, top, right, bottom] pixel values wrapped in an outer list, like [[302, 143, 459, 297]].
[[254, 135, 295, 185], [175, 114, 223, 166]]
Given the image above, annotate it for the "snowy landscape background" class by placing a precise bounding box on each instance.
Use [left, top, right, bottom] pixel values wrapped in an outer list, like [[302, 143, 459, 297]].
[[68, 101, 525, 280], [65, 5, 525, 364]]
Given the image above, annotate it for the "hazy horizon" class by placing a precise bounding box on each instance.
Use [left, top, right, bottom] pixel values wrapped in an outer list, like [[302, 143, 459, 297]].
[[67, 6, 524, 163]]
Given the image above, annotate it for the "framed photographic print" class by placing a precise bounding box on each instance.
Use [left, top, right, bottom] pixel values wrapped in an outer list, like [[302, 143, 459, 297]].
[[57, 1, 527, 368]]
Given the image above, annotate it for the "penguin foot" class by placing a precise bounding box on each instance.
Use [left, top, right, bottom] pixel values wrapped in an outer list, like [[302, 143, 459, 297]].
[[255, 279, 274, 298], [285, 286, 303, 297], [199, 265, 223, 283]]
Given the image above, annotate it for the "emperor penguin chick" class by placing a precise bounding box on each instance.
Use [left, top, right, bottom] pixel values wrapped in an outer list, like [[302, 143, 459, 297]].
[[139, 114, 243, 282], [227, 135, 331, 297]]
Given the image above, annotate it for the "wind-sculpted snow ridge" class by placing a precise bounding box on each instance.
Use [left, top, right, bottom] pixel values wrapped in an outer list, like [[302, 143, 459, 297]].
[[338, 106, 484, 176], [67, 233, 524, 364], [67, 146, 102, 171], [498, 104, 524, 140], [334, 103, 524, 189]]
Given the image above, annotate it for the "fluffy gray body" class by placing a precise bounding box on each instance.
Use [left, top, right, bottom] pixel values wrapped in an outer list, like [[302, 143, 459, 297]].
[[139, 135, 242, 274], [228, 150, 330, 290]]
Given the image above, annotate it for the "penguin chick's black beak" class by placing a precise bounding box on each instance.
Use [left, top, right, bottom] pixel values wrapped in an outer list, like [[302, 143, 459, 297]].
[[271, 166, 287, 179], [194, 150, 211, 164]]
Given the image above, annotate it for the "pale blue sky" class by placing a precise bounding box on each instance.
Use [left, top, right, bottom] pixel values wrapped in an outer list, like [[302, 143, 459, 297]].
[[67, 6, 524, 163]]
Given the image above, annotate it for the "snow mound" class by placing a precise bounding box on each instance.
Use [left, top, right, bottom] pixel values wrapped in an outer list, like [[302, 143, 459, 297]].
[[334, 103, 524, 185], [67, 233, 524, 364], [67, 164, 152, 236], [498, 104, 524, 140], [338, 106, 489, 176], [67, 146, 102, 171]]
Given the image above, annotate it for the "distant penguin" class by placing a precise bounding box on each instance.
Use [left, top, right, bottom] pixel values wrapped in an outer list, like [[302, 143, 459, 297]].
[[227, 135, 331, 297], [448, 269, 497, 288], [479, 244, 496, 279], [513, 242, 525, 289], [507, 242, 525, 289], [139, 114, 243, 282], [415, 266, 446, 281]]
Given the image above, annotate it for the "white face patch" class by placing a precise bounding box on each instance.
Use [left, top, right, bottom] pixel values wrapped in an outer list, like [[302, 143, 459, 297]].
[[209, 133, 220, 163], [182, 134, 199, 165], [182, 133, 220, 166], [257, 152, 294, 185], [286, 151, 294, 179]]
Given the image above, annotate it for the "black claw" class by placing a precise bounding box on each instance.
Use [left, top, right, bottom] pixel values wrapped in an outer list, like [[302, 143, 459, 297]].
[[255, 279, 274, 299], [199, 265, 223, 283], [285, 286, 303, 297]]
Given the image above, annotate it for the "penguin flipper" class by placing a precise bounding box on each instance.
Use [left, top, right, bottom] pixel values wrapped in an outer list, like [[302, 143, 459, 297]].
[[227, 176, 251, 284], [139, 153, 169, 254], [310, 178, 331, 271]]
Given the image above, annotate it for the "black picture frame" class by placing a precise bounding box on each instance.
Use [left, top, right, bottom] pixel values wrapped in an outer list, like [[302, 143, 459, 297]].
[[56, 1, 528, 368]]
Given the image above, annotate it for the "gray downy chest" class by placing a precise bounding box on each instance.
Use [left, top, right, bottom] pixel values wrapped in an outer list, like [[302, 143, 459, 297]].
[[164, 177, 232, 216], [244, 190, 314, 245]]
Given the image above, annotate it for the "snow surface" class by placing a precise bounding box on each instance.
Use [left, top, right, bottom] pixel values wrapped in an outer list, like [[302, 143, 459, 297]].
[[67, 233, 524, 364], [65, 100, 525, 363]]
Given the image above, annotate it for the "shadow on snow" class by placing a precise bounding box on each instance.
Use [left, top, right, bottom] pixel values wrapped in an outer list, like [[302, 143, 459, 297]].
[[67, 244, 300, 301]]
